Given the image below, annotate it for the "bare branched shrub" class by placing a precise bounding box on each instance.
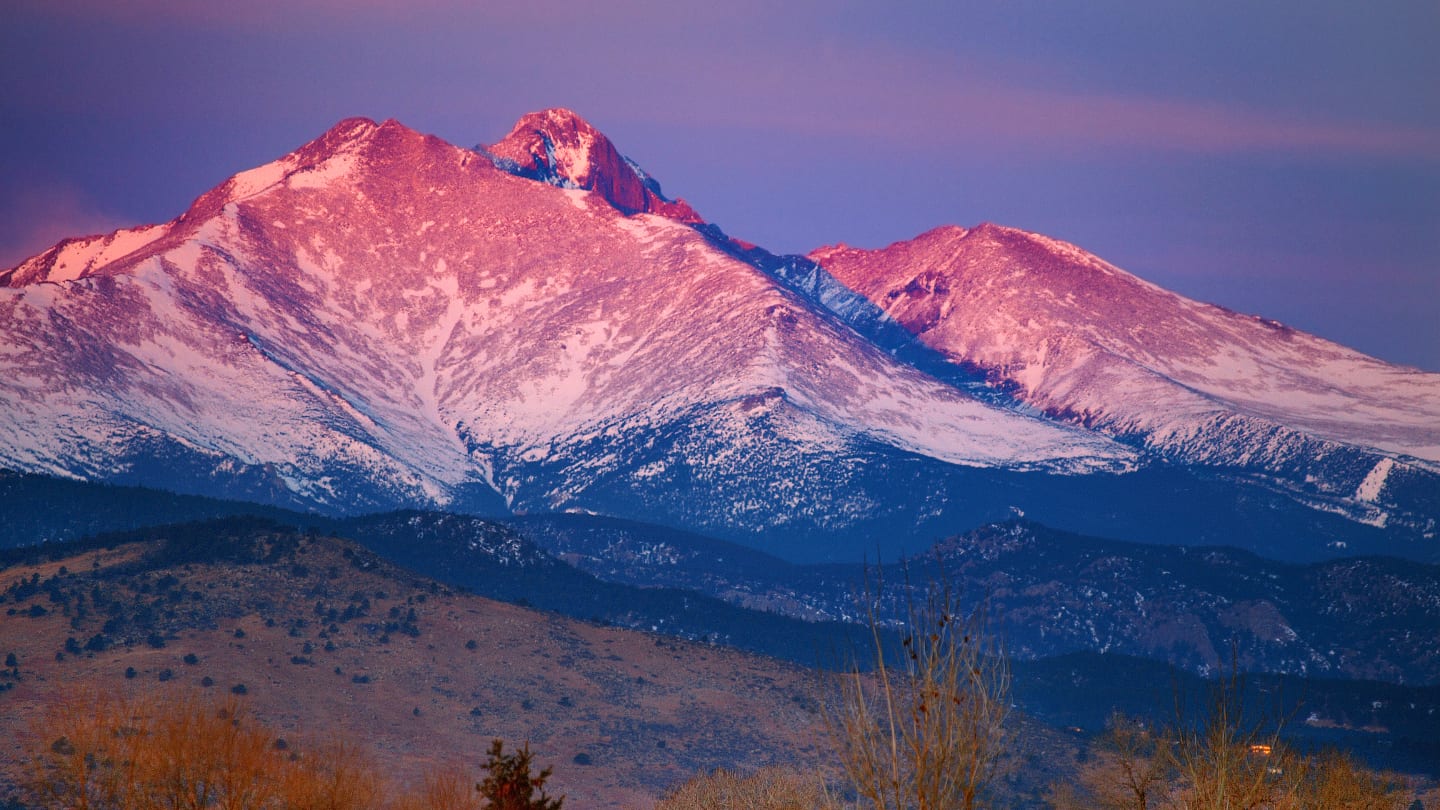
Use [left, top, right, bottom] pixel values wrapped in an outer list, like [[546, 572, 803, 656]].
[[1050, 713, 1170, 810], [826, 573, 1009, 810], [278, 738, 387, 809], [24, 690, 288, 810], [1167, 670, 1293, 810], [656, 766, 837, 809], [23, 688, 143, 810], [1050, 680, 1415, 810], [391, 763, 485, 810], [1282, 750, 1410, 810], [21, 690, 392, 810]]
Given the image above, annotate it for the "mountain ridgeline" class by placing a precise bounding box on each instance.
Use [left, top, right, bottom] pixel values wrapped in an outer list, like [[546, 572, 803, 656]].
[[0, 108, 1437, 565], [4, 475, 1438, 688]]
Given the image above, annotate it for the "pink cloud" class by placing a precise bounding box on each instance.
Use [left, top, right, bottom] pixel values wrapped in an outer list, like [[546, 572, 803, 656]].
[[11, 1, 1436, 164], [972, 86, 1440, 159], [602, 41, 1440, 162]]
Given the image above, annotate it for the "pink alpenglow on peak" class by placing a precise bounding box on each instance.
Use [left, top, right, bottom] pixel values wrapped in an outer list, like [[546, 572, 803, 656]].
[[486, 108, 702, 224], [1, 110, 1436, 559], [810, 221, 1440, 479]]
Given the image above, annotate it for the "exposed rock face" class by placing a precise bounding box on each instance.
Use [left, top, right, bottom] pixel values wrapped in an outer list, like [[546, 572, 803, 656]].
[[484, 107, 702, 223]]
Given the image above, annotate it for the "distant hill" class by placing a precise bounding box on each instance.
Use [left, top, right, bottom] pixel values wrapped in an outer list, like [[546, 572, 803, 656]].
[[0, 470, 314, 549], [3, 516, 1435, 797]]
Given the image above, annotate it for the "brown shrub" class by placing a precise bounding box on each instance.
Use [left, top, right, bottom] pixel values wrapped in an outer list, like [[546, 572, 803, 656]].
[[15, 689, 499, 810], [657, 766, 837, 810], [826, 578, 1009, 810]]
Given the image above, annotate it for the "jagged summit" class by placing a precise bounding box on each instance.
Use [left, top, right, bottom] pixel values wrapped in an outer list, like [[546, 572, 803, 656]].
[[483, 108, 702, 223], [809, 225, 972, 267]]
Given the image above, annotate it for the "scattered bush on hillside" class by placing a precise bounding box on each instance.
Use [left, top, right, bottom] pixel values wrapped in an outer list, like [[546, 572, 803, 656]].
[[656, 766, 836, 810]]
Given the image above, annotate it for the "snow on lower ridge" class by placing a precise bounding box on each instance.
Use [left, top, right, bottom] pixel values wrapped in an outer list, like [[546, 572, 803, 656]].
[[1355, 458, 1395, 503], [812, 222, 1440, 481]]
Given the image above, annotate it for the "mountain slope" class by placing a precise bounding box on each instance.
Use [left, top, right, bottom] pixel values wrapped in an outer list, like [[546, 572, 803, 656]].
[[811, 224, 1440, 536], [0, 113, 1141, 556]]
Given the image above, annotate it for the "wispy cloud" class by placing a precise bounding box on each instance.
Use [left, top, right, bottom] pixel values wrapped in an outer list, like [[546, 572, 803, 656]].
[[13, 2, 1436, 163], [943, 84, 1440, 160], [609, 41, 1440, 162], [0, 182, 128, 269]]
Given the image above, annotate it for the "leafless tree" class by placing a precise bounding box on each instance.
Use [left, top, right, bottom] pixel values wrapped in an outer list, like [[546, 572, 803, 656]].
[[827, 571, 1009, 810]]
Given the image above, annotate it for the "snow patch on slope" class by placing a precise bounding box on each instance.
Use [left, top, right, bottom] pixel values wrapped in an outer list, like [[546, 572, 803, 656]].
[[3, 224, 171, 286], [289, 153, 360, 189], [1355, 457, 1394, 503], [230, 159, 296, 200]]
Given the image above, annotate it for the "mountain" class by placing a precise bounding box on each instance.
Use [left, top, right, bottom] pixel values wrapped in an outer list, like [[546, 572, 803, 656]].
[[1, 109, 1435, 561], [810, 225, 1440, 541], [0, 111, 1129, 555]]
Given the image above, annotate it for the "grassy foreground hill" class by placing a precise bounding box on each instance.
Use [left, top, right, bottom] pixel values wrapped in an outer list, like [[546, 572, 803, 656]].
[[0, 518, 839, 807]]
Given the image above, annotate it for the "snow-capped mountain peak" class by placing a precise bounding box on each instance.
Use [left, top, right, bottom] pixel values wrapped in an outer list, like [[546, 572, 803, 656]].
[[0, 110, 1434, 560], [0, 117, 395, 290], [222, 116, 381, 200], [0, 112, 1146, 556], [0, 223, 172, 287], [810, 218, 1440, 536]]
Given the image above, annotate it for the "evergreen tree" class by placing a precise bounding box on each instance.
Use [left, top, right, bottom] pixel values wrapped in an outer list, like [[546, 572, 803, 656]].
[[477, 739, 563, 810]]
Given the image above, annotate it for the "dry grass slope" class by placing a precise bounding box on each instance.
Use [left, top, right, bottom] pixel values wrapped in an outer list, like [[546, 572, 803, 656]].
[[0, 521, 829, 807]]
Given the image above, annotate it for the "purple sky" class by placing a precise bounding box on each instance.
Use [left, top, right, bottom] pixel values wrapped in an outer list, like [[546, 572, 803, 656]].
[[4, 1, 1437, 370]]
